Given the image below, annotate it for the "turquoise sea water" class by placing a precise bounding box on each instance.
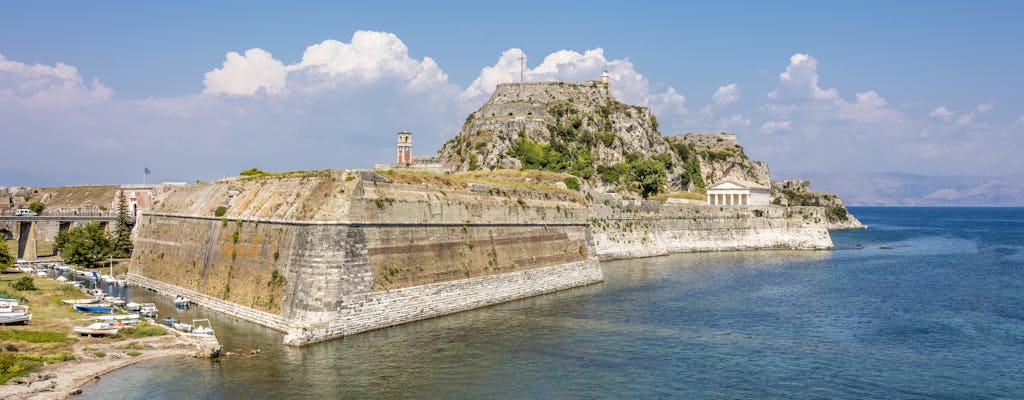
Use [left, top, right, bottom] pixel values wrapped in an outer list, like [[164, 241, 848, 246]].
[[80, 207, 1024, 399]]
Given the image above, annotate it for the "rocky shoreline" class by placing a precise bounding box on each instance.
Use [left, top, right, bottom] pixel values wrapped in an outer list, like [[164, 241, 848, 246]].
[[0, 332, 197, 400]]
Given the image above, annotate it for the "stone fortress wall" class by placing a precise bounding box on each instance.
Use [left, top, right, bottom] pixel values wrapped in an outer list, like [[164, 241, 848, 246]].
[[128, 171, 603, 345], [588, 192, 834, 260]]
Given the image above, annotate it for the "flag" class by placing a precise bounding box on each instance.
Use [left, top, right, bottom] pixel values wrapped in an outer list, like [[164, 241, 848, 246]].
[[144, 167, 151, 175]]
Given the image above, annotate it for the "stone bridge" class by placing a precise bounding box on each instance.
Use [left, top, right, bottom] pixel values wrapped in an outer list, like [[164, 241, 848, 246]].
[[0, 213, 118, 260]]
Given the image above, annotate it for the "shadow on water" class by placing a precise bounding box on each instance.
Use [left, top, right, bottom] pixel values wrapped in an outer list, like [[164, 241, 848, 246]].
[[80, 208, 1024, 399]]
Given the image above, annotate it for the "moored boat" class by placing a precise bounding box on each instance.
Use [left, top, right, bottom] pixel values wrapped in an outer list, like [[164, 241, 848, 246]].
[[97, 313, 141, 321], [139, 303, 158, 317], [173, 322, 193, 332], [161, 316, 179, 326], [72, 322, 119, 336], [62, 298, 100, 305], [173, 296, 192, 308], [125, 302, 141, 311], [0, 314, 31, 325], [0, 303, 29, 316], [74, 304, 114, 313], [190, 319, 215, 335]]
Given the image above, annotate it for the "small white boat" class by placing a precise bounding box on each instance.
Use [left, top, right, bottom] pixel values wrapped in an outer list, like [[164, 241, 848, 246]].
[[95, 313, 140, 321], [173, 322, 193, 332], [125, 302, 141, 311], [35, 271, 48, 276], [139, 303, 158, 317], [173, 296, 192, 308], [86, 289, 105, 298], [73, 322, 119, 336], [69, 282, 83, 288], [61, 298, 100, 305], [56, 265, 71, 272], [0, 314, 31, 325], [56, 276, 68, 282], [0, 303, 29, 316], [190, 319, 215, 335]]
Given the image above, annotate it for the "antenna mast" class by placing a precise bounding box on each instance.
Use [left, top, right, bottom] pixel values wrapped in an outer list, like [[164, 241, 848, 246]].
[[518, 51, 526, 82]]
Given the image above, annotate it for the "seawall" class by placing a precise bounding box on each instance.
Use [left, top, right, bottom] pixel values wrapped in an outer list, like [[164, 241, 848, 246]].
[[589, 194, 834, 260], [128, 171, 603, 345]]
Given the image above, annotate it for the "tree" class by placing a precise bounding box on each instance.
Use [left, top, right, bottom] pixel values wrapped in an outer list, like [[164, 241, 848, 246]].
[[630, 158, 667, 199], [0, 238, 13, 273], [28, 202, 45, 215], [55, 222, 111, 268], [111, 191, 134, 257]]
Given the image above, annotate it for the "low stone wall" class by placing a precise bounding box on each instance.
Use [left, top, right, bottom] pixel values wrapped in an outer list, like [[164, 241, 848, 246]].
[[283, 259, 602, 345]]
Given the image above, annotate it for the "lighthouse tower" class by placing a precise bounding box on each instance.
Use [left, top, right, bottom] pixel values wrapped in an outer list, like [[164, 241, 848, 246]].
[[397, 130, 412, 164]]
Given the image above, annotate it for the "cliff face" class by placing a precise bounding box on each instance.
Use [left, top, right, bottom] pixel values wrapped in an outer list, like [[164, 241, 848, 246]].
[[666, 133, 771, 190]]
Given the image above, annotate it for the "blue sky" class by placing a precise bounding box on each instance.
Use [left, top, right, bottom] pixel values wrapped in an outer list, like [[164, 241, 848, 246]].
[[2, 1, 1022, 186]]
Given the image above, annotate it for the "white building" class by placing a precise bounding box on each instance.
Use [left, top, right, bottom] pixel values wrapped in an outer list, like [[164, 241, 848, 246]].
[[706, 179, 771, 206]]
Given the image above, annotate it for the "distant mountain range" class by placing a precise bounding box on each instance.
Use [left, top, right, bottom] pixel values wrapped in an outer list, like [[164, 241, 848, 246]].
[[777, 171, 1024, 207]]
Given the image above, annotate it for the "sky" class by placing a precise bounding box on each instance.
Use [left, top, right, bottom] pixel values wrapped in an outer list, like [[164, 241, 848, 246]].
[[1, 1, 1022, 186]]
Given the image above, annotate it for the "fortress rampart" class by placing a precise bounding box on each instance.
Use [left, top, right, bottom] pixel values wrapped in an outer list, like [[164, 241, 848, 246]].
[[128, 171, 603, 345]]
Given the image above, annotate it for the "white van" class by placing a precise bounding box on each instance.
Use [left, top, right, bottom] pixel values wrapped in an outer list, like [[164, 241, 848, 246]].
[[14, 209, 37, 216]]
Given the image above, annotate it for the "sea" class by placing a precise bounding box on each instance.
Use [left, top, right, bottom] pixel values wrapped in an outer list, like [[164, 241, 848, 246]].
[[79, 207, 1024, 399]]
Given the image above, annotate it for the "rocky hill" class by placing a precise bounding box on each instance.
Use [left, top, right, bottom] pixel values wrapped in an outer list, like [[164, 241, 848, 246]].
[[437, 80, 774, 196]]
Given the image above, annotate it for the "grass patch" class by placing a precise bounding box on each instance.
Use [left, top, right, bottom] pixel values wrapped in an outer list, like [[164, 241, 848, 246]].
[[121, 324, 166, 337], [126, 351, 141, 357], [1, 351, 74, 383], [0, 330, 72, 343]]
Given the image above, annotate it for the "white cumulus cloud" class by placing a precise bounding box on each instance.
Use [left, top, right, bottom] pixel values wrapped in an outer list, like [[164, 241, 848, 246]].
[[712, 83, 739, 106], [203, 48, 286, 95], [0, 53, 113, 107], [766, 53, 838, 102], [203, 31, 454, 97]]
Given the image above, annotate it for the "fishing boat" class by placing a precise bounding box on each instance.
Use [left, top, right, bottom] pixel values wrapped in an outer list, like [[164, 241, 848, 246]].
[[161, 316, 179, 326], [139, 303, 158, 317], [97, 313, 141, 321], [0, 303, 29, 316], [0, 314, 31, 325], [72, 322, 119, 337], [125, 302, 141, 311], [74, 304, 114, 313], [190, 319, 215, 335], [103, 296, 126, 307], [173, 296, 192, 308], [61, 298, 100, 305]]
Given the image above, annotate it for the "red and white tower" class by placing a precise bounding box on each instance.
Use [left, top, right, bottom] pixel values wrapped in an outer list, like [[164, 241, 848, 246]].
[[397, 130, 412, 164]]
